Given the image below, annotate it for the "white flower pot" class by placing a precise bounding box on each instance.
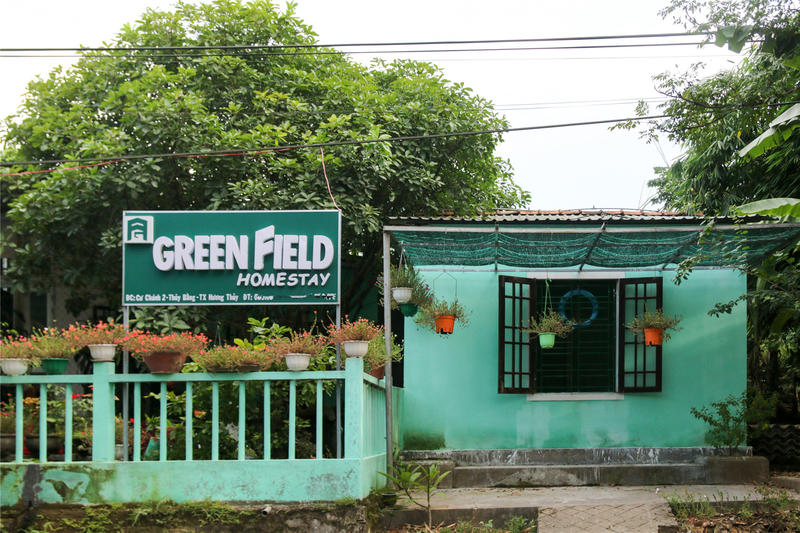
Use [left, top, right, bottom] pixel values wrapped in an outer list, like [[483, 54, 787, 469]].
[[0, 358, 29, 376], [342, 340, 370, 358], [88, 344, 116, 362], [391, 287, 413, 304], [285, 353, 311, 371]]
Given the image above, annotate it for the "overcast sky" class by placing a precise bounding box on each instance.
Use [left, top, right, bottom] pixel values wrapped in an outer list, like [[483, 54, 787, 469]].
[[0, 0, 741, 210]]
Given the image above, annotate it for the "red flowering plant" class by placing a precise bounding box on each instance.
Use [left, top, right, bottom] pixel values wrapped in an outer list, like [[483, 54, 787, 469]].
[[192, 344, 276, 372], [327, 317, 384, 344], [120, 331, 209, 357], [1, 396, 17, 434], [0, 336, 38, 361], [269, 331, 328, 357], [30, 329, 77, 359], [62, 321, 126, 347]]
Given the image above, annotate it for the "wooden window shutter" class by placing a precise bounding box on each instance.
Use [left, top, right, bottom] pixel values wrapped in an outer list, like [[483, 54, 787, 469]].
[[498, 275, 535, 394], [618, 277, 663, 392]]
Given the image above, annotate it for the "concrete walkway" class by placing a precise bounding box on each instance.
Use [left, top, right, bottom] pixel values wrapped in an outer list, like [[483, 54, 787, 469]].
[[390, 484, 797, 532]]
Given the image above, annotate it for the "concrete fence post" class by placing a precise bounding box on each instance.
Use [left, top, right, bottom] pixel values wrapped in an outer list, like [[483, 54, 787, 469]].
[[344, 357, 364, 459], [91, 361, 116, 461]]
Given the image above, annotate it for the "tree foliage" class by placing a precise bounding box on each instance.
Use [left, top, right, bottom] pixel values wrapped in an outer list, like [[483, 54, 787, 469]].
[[637, 0, 800, 420], [633, 0, 800, 215], [0, 0, 528, 314]]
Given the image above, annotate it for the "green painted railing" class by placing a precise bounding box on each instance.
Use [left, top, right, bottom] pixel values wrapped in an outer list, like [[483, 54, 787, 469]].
[[0, 357, 384, 464]]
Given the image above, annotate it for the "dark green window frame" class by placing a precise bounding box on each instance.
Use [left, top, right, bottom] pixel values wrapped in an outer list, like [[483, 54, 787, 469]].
[[498, 275, 663, 394]]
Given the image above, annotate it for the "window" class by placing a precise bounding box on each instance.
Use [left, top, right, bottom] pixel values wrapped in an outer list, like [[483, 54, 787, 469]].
[[498, 276, 662, 394]]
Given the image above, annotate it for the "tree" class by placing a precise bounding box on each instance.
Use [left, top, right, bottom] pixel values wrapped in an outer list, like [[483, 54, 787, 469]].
[[631, 0, 800, 419], [0, 0, 528, 316]]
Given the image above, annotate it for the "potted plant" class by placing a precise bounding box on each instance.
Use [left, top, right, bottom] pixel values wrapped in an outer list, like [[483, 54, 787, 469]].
[[625, 309, 682, 346], [30, 329, 76, 374], [525, 310, 575, 349], [0, 399, 17, 460], [121, 331, 209, 374], [389, 265, 418, 304], [0, 337, 38, 376], [269, 331, 327, 371], [192, 345, 276, 373], [328, 317, 384, 357], [63, 321, 127, 362], [379, 266, 434, 317], [414, 298, 469, 334], [363, 334, 403, 379]]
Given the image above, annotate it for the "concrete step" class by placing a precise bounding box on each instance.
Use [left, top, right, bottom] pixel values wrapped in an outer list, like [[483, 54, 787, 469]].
[[402, 446, 749, 466], [452, 463, 706, 487]]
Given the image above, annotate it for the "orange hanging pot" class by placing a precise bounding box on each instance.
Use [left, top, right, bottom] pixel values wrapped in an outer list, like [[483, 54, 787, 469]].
[[644, 328, 664, 346], [435, 315, 456, 334]]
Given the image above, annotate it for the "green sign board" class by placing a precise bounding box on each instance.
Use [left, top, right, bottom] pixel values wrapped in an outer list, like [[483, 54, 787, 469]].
[[122, 210, 340, 306]]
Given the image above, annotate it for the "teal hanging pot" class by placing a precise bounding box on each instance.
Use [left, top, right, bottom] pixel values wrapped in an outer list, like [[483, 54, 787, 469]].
[[539, 333, 556, 349], [399, 302, 418, 317]]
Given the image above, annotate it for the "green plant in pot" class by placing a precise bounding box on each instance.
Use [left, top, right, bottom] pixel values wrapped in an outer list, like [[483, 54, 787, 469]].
[[0, 337, 39, 376], [379, 265, 434, 317], [121, 331, 209, 374], [625, 309, 682, 346], [269, 331, 328, 371], [363, 334, 403, 379], [415, 298, 469, 334], [525, 310, 574, 349], [31, 328, 76, 374], [192, 344, 277, 373], [327, 317, 383, 357]]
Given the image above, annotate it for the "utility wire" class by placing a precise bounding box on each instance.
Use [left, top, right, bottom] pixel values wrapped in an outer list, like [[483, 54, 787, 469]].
[[2, 114, 669, 169], [0, 42, 720, 59], [0, 32, 713, 53]]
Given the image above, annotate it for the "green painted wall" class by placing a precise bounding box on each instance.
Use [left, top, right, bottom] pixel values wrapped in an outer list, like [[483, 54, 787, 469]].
[[400, 269, 747, 450], [0, 459, 374, 505]]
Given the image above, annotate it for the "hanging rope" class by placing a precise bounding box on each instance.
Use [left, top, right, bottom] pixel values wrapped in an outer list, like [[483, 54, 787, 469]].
[[320, 147, 340, 211], [543, 278, 552, 313]]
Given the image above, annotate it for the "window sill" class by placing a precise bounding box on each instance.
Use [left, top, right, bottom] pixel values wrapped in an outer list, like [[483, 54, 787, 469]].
[[526, 392, 624, 402]]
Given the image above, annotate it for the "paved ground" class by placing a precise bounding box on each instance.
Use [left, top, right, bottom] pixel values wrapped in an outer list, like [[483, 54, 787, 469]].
[[397, 484, 797, 532]]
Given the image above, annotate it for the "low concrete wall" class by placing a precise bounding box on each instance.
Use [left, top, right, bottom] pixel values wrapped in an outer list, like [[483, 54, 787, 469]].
[[0, 457, 385, 506]]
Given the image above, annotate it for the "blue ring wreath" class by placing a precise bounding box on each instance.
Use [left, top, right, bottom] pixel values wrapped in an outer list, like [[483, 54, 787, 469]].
[[557, 289, 599, 327]]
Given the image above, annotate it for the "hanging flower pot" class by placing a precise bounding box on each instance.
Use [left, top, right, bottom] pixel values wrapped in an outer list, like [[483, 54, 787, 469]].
[[0, 358, 30, 376], [399, 302, 419, 317], [87, 344, 117, 362], [285, 352, 311, 371], [142, 351, 187, 374], [391, 287, 413, 304], [625, 309, 681, 346], [40, 358, 69, 374], [644, 328, 664, 346], [538, 333, 556, 349], [327, 317, 383, 357], [435, 315, 456, 334]]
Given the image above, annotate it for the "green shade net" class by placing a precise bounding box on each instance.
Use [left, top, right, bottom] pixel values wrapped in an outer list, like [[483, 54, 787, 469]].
[[390, 225, 800, 269]]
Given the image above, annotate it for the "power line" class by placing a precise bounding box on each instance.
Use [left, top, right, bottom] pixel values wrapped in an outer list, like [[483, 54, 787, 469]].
[[0, 32, 712, 53], [1, 114, 669, 170], [0, 41, 718, 59]]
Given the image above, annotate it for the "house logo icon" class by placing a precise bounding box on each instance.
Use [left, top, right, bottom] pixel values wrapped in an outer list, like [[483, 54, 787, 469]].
[[123, 215, 154, 244]]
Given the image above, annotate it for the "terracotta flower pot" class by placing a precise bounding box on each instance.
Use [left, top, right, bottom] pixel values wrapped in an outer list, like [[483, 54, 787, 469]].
[[644, 328, 664, 346], [369, 365, 386, 379], [142, 351, 187, 374], [435, 315, 455, 334]]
